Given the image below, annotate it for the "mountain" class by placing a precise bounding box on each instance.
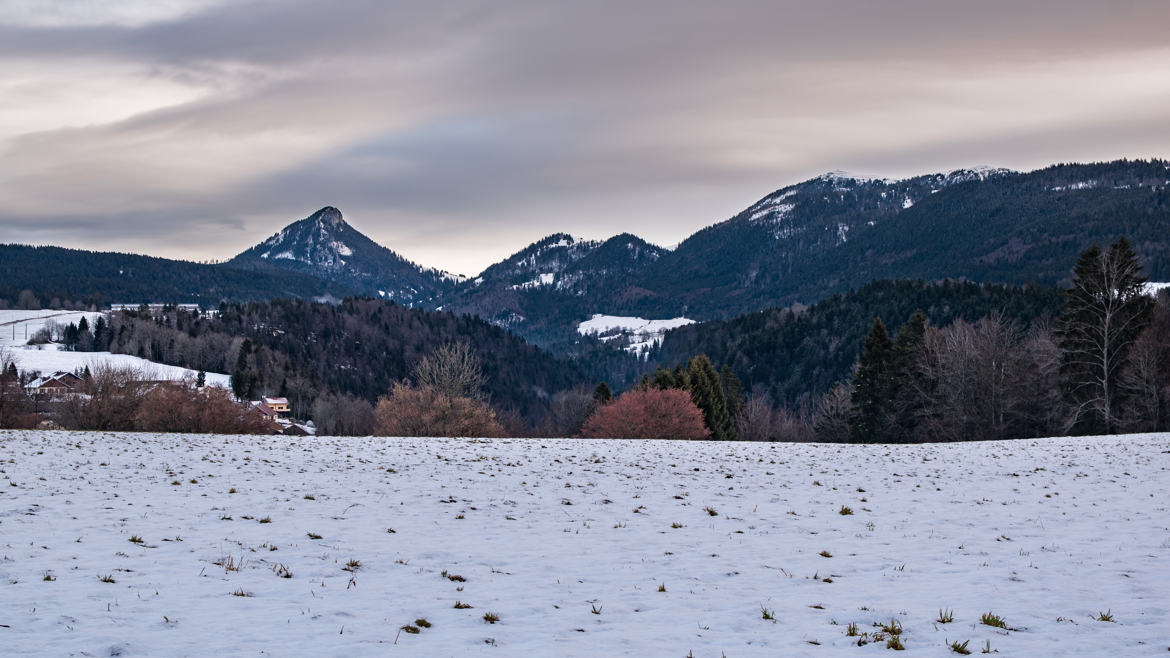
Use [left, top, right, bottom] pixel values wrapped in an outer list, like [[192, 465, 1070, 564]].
[[434, 159, 1169, 349], [5, 159, 1167, 356], [0, 243, 354, 308], [438, 233, 667, 345], [227, 206, 453, 305], [626, 160, 1170, 319]]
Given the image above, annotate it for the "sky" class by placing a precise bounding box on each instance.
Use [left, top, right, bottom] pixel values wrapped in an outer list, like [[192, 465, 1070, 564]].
[[1, 1, 1168, 276]]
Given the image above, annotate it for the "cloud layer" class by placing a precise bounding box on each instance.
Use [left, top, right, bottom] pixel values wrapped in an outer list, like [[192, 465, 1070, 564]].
[[2, 0, 1169, 274]]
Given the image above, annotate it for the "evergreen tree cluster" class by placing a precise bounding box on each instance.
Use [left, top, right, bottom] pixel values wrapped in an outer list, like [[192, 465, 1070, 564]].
[[840, 239, 1163, 442], [654, 279, 1063, 406], [639, 355, 744, 440]]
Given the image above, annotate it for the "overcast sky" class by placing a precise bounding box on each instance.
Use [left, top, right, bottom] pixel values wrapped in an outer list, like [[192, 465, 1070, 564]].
[[1, 1, 1168, 275]]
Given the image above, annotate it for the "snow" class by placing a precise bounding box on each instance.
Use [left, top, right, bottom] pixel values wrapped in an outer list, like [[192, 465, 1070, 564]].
[[511, 273, 556, 290], [332, 241, 353, 257], [1051, 181, 1097, 192], [577, 314, 695, 337], [1143, 282, 1170, 297], [902, 196, 914, 209], [0, 431, 1167, 656], [942, 167, 1013, 184], [750, 202, 795, 222], [0, 311, 230, 387], [819, 170, 890, 186], [577, 315, 695, 357], [836, 222, 850, 244], [270, 251, 296, 261]]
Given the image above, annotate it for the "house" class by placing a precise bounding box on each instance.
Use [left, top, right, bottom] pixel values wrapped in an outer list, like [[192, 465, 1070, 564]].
[[282, 423, 315, 436], [27, 371, 83, 398], [248, 400, 279, 420], [262, 397, 290, 416], [245, 401, 284, 434]]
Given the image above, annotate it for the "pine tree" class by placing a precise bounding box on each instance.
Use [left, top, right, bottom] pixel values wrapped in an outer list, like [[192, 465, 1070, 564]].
[[889, 310, 927, 441], [685, 355, 733, 441], [231, 339, 256, 400], [1056, 238, 1153, 433], [719, 365, 745, 429], [196, 370, 206, 388], [593, 382, 612, 405], [651, 366, 678, 390], [92, 316, 107, 351], [848, 318, 896, 443]]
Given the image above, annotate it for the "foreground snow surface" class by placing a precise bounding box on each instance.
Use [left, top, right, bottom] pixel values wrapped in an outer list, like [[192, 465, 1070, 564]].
[[1, 432, 1168, 656]]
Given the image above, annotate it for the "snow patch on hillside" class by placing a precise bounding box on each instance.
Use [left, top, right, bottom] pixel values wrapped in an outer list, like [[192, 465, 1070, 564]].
[[1051, 181, 1098, 192], [1144, 282, 1170, 297], [512, 273, 556, 290], [577, 314, 694, 357], [0, 310, 230, 386]]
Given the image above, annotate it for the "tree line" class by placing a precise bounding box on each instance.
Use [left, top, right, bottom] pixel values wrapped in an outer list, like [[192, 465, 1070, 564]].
[[807, 238, 1166, 443]]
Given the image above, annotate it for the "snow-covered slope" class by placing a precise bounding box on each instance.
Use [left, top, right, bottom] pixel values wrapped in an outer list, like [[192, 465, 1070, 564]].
[[0, 310, 229, 386], [2, 431, 1166, 656], [577, 314, 694, 356]]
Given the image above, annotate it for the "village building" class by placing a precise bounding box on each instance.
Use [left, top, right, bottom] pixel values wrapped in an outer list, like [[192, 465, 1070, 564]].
[[262, 397, 291, 416], [27, 371, 83, 398]]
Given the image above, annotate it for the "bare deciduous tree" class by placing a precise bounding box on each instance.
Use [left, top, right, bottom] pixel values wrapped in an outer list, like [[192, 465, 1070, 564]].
[[1056, 238, 1153, 434], [812, 382, 852, 442], [413, 341, 488, 402], [311, 393, 377, 436]]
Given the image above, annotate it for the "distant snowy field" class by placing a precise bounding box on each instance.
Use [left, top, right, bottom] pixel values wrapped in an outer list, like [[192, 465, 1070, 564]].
[[1, 432, 1167, 656], [0, 310, 229, 386], [578, 314, 695, 356]]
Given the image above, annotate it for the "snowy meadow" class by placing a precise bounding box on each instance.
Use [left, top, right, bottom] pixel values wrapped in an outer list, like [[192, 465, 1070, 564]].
[[1, 431, 1168, 656]]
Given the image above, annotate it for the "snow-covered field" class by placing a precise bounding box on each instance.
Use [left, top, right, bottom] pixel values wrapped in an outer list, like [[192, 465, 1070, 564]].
[[0, 310, 229, 386], [578, 314, 695, 356], [1, 432, 1168, 656]]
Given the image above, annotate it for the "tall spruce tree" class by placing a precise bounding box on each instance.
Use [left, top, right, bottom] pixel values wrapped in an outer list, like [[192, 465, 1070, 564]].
[[593, 382, 612, 405], [848, 318, 896, 442], [685, 355, 733, 441], [719, 365, 745, 423], [1056, 238, 1153, 433], [889, 310, 927, 441], [231, 338, 257, 401]]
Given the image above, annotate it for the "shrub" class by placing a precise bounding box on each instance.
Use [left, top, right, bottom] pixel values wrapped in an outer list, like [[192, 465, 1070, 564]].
[[135, 384, 272, 434], [374, 383, 504, 438], [578, 388, 709, 440]]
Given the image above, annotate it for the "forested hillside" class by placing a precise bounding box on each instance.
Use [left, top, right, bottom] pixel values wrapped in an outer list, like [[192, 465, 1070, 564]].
[[94, 298, 582, 423], [0, 244, 354, 308], [651, 279, 1065, 405]]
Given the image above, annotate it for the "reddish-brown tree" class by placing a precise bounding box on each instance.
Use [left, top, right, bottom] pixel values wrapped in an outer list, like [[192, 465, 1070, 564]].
[[374, 383, 505, 438], [579, 388, 709, 440], [135, 385, 273, 434]]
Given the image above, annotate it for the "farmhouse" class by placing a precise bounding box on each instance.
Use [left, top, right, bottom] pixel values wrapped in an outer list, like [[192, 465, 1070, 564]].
[[262, 396, 291, 416], [27, 371, 83, 398]]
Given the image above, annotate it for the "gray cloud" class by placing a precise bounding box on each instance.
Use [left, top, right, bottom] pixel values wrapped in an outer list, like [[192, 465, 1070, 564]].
[[1, 0, 1168, 273]]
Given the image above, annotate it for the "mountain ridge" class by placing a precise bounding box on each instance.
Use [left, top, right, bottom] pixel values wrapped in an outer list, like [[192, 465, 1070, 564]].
[[227, 206, 453, 306]]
